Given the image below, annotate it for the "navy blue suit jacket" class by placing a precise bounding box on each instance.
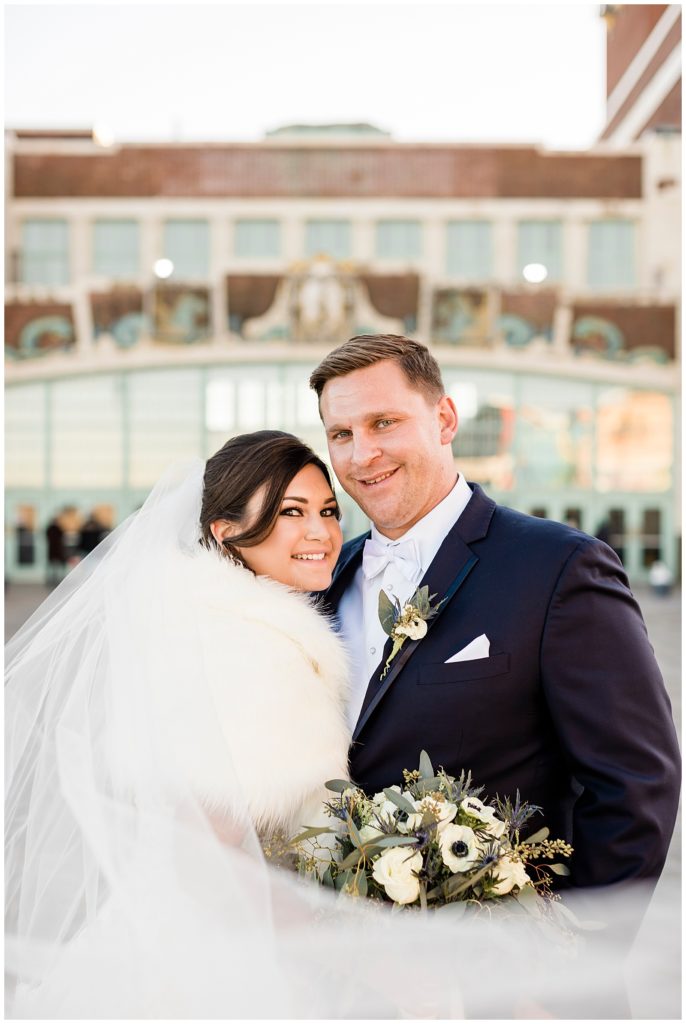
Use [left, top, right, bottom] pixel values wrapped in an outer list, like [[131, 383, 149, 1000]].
[[323, 484, 680, 888]]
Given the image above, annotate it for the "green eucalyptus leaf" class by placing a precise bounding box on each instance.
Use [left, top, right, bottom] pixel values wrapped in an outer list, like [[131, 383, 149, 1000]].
[[355, 870, 369, 897], [378, 590, 397, 635], [324, 779, 354, 794], [547, 862, 571, 876], [339, 848, 364, 871], [383, 787, 416, 816], [334, 869, 353, 892], [416, 776, 444, 795], [418, 750, 434, 779], [523, 826, 550, 845], [289, 825, 334, 845], [346, 812, 364, 850], [369, 835, 419, 849], [321, 867, 335, 888]]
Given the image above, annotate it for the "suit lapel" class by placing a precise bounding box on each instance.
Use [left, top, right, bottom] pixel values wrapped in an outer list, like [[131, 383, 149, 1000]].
[[352, 483, 495, 741]]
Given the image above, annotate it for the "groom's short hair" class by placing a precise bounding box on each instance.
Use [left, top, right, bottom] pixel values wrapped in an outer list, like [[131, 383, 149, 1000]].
[[309, 334, 445, 403]]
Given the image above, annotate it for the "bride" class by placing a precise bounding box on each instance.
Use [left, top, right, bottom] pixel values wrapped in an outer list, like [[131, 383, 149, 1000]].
[[5, 431, 679, 1019], [6, 430, 353, 1017]]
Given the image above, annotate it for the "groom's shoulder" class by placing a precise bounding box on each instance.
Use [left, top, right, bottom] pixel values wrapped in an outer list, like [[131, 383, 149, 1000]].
[[472, 484, 597, 553], [339, 531, 370, 563]]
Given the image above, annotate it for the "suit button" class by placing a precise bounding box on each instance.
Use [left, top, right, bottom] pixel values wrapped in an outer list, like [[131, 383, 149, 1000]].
[[370, 647, 376, 655], [387, 583, 394, 592]]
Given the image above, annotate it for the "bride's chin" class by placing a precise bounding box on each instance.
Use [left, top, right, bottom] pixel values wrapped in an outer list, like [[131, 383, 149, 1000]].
[[289, 569, 333, 592]]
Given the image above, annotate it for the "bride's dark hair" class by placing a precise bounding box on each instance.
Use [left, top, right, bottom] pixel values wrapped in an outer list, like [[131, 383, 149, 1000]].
[[200, 430, 338, 554]]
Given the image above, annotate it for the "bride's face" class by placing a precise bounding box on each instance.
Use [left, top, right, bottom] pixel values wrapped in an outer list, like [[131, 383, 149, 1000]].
[[212, 463, 343, 591]]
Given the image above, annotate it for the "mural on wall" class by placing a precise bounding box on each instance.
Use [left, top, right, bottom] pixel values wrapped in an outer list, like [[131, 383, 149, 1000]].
[[226, 259, 408, 343], [431, 288, 491, 346], [571, 304, 675, 363], [153, 285, 211, 344], [91, 288, 145, 349], [5, 303, 76, 359], [496, 290, 556, 349]]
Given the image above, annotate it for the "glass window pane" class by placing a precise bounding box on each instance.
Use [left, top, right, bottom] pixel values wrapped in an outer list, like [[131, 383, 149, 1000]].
[[129, 370, 202, 486], [52, 376, 123, 487], [235, 219, 280, 259], [5, 384, 46, 487], [93, 219, 140, 278], [587, 220, 635, 290], [14, 505, 37, 566], [237, 380, 266, 429], [641, 508, 662, 568], [517, 221, 562, 282], [517, 377, 593, 489], [446, 221, 492, 278], [595, 389, 672, 492], [305, 220, 351, 260], [445, 370, 516, 491], [21, 219, 70, 285], [163, 220, 210, 279], [376, 220, 421, 259]]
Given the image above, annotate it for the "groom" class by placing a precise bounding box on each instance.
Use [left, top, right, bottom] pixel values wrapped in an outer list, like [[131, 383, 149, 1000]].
[[311, 333, 680, 889]]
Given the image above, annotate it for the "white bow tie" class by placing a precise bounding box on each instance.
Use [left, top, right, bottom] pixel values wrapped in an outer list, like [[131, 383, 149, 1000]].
[[362, 537, 422, 583]]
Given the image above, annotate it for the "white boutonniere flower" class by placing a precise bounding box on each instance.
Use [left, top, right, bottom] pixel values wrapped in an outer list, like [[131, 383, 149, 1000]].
[[371, 846, 423, 904], [378, 586, 444, 679]]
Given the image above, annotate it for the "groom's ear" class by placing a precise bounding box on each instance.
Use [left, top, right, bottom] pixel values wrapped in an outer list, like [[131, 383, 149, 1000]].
[[437, 395, 459, 445]]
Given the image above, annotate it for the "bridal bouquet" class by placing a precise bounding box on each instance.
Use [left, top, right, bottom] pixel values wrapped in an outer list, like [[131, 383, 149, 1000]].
[[292, 752, 572, 914]]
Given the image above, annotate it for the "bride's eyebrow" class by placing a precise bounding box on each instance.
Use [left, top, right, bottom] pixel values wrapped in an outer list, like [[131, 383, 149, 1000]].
[[281, 495, 337, 504]]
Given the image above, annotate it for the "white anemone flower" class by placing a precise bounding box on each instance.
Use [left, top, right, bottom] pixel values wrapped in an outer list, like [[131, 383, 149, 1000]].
[[439, 824, 480, 872], [461, 796, 507, 838], [371, 847, 423, 904]]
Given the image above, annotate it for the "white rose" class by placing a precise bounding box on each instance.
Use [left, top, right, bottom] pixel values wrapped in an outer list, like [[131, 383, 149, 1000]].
[[439, 824, 480, 872], [489, 854, 531, 895], [371, 846, 423, 904], [461, 797, 507, 838]]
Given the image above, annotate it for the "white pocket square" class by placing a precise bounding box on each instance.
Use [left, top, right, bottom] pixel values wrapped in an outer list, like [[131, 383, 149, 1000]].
[[445, 634, 490, 663]]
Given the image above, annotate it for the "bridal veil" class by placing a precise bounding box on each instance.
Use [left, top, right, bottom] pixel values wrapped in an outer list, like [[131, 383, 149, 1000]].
[[5, 461, 680, 1018]]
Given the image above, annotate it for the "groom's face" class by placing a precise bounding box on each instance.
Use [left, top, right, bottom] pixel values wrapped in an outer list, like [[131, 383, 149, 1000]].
[[320, 360, 458, 539]]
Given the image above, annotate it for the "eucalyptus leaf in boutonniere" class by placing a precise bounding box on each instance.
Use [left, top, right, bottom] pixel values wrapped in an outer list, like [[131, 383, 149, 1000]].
[[378, 585, 444, 679]]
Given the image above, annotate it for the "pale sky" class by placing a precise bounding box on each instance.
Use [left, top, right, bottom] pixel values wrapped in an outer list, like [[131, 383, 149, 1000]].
[[5, 3, 607, 150]]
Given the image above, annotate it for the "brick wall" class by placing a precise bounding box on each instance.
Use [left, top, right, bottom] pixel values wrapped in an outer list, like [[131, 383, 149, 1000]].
[[13, 145, 643, 200]]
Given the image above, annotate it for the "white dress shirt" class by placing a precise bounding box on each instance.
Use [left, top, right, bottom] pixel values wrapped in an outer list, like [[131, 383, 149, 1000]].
[[338, 473, 473, 730]]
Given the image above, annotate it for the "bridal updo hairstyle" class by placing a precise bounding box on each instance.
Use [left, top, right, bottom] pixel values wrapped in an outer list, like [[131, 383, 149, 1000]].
[[200, 430, 337, 559]]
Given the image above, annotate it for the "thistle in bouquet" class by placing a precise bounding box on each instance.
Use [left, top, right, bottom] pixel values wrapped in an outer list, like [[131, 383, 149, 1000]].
[[292, 751, 572, 917]]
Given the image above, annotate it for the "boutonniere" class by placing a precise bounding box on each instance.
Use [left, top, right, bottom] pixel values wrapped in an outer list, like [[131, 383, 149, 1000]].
[[378, 586, 444, 679]]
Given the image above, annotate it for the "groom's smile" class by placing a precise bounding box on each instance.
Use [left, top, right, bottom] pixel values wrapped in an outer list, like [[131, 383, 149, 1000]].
[[320, 360, 459, 540]]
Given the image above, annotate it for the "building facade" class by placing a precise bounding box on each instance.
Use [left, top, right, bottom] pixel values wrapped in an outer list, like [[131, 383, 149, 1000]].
[[5, 110, 681, 583]]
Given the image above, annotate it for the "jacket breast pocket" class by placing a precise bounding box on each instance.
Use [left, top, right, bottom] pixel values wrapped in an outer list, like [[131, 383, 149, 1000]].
[[417, 653, 510, 685]]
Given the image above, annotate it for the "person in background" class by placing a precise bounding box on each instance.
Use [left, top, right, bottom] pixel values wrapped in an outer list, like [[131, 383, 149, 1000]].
[[45, 516, 66, 587]]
